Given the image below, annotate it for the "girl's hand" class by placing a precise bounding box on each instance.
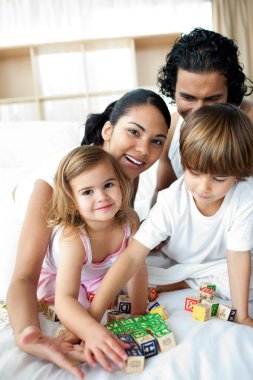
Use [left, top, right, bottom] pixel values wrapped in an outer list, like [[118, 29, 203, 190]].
[[18, 326, 85, 379], [81, 323, 129, 371]]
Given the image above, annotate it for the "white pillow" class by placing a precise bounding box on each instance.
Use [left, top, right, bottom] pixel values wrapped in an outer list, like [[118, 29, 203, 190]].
[[0, 121, 84, 169]]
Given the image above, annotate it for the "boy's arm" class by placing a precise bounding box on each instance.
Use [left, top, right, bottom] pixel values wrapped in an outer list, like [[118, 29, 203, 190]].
[[125, 209, 148, 316], [89, 238, 150, 321], [227, 249, 253, 327], [55, 231, 128, 371]]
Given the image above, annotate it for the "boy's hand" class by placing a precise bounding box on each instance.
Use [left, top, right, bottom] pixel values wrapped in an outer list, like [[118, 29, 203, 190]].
[[18, 326, 85, 378], [81, 323, 129, 371], [238, 316, 253, 328]]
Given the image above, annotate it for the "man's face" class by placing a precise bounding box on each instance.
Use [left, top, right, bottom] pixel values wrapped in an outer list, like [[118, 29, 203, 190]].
[[175, 69, 228, 119]]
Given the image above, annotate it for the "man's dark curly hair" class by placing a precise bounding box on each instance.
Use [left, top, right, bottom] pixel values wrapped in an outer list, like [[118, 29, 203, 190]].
[[158, 28, 253, 106]]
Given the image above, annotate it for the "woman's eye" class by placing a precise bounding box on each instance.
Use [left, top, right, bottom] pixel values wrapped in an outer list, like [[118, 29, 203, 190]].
[[129, 129, 139, 136], [152, 139, 163, 146]]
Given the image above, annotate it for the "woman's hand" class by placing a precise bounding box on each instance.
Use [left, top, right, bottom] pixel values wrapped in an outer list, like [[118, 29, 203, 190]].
[[81, 322, 129, 372], [18, 326, 85, 378]]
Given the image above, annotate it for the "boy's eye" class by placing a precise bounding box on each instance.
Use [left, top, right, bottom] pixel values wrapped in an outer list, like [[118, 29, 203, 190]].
[[213, 177, 226, 183], [189, 169, 200, 176]]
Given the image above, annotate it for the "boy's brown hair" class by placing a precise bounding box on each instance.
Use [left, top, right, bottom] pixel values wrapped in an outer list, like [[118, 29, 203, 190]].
[[48, 145, 132, 229], [180, 103, 253, 179]]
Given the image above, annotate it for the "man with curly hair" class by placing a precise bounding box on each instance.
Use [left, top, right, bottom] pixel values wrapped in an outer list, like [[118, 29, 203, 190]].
[[154, 28, 253, 196]]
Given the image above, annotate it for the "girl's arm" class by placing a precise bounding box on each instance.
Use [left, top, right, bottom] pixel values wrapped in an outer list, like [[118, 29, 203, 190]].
[[89, 238, 150, 322], [227, 249, 253, 327], [55, 230, 129, 371], [7, 180, 85, 379]]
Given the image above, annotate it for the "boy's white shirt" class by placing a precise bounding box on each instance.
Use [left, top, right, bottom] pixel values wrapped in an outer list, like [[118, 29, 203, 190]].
[[135, 176, 253, 261], [168, 115, 184, 178]]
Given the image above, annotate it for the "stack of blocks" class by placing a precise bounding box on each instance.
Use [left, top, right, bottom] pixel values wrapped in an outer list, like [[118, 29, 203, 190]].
[[106, 290, 176, 373], [184, 283, 237, 322]]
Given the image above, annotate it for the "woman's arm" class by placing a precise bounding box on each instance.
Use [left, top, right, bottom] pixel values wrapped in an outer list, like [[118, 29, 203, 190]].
[[227, 249, 253, 327], [7, 180, 53, 336], [55, 230, 129, 371], [7, 180, 85, 378]]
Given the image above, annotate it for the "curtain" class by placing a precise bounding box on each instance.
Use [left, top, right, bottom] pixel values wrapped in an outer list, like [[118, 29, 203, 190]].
[[0, 0, 212, 46], [212, 0, 253, 99]]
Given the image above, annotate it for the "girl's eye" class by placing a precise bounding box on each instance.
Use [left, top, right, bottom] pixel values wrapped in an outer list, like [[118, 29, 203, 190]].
[[83, 189, 93, 196], [105, 182, 114, 189]]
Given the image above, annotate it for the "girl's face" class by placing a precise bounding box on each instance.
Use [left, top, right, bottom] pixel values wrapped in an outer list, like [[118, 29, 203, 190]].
[[102, 104, 168, 180], [184, 168, 237, 216], [175, 69, 228, 120], [70, 160, 123, 225]]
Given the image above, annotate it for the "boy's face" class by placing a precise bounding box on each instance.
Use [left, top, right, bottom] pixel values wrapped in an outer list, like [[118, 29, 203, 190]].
[[175, 69, 228, 120], [184, 168, 237, 216]]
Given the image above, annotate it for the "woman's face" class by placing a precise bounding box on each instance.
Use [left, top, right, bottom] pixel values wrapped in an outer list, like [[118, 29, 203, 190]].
[[175, 69, 228, 120], [102, 104, 168, 180]]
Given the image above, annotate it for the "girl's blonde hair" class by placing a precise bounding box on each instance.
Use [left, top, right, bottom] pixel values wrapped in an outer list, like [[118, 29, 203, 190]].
[[180, 103, 253, 179], [48, 145, 132, 229]]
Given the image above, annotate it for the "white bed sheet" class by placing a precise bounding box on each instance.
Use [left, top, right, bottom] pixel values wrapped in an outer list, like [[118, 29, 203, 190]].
[[1, 289, 253, 380]]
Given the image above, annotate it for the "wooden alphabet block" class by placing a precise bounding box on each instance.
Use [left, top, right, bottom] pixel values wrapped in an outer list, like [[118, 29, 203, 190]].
[[216, 304, 237, 321], [192, 303, 211, 322], [200, 283, 216, 291], [125, 348, 145, 373], [149, 305, 168, 320], [185, 296, 199, 312], [107, 311, 127, 324], [131, 330, 158, 358], [199, 287, 215, 300], [201, 299, 219, 316], [152, 329, 176, 352], [148, 287, 158, 302], [46, 304, 59, 322], [117, 294, 131, 314], [147, 301, 160, 312]]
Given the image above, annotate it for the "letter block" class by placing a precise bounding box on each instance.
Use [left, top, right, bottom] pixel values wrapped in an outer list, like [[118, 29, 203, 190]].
[[199, 287, 215, 300], [125, 348, 145, 373], [185, 296, 199, 312], [216, 304, 237, 321], [117, 294, 131, 314], [148, 287, 158, 302], [201, 299, 219, 317], [192, 303, 211, 322], [149, 305, 168, 320]]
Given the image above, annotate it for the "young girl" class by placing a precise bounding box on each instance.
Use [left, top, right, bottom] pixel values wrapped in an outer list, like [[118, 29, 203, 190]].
[[7, 88, 170, 375], [37, 145, 148, 375], [88, 103, 253, 331]]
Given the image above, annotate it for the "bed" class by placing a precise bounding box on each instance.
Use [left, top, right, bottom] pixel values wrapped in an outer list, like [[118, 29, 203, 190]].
[[1, 121, 253, 380]]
